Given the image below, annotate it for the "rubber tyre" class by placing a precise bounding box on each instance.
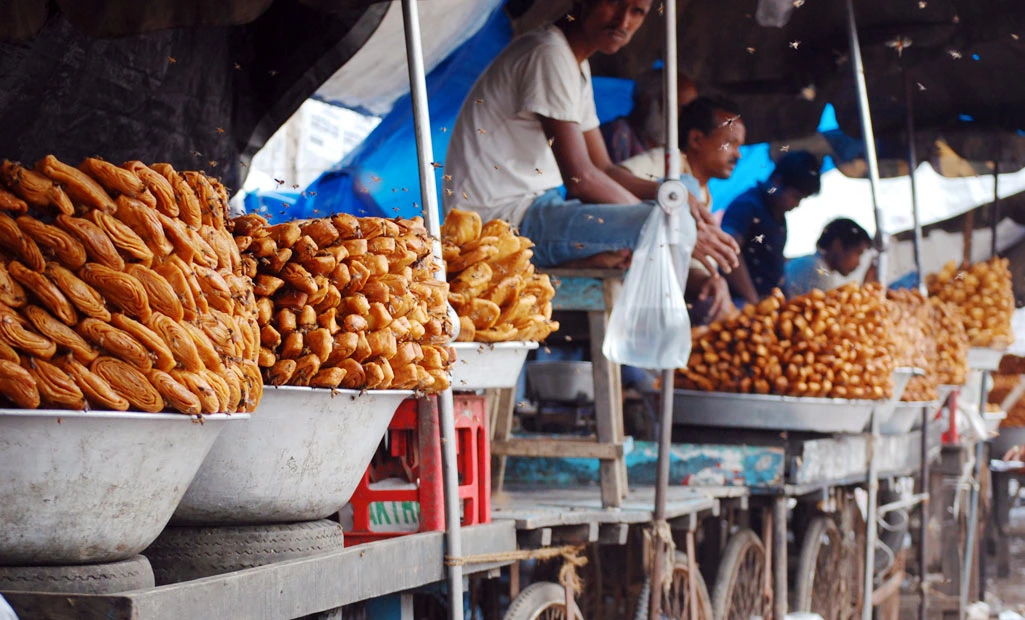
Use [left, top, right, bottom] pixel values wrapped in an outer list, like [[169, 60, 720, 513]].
[[145, 520, 345, 585], [0, 555, 154, 594], [503, 582, 583, 620]]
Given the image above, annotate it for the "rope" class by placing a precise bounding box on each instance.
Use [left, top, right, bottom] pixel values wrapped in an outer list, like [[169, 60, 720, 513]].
[[445, 544, 588, 595], [646, 520, 677, 594]]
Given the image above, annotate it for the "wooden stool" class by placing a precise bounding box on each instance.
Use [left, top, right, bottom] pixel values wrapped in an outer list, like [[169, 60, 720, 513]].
[[489, 268, 628, 508]]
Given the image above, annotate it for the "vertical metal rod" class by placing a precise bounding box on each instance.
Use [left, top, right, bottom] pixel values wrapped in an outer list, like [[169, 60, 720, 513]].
[[845, 0, 888, 286], [903, 72, 927, 295], [991, 162, 1000, 258], [961, 370, 989, 614], [773, 497, 788, 620], [863, 408, 880, 620], [649, 369, 675, 620], [400, 1, 463, 618], [919, 404, 932, 620], [650, 1, 682, 615]]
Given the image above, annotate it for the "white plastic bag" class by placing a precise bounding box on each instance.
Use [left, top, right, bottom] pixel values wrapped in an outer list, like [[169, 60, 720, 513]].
[[602, 201, 696, 370]]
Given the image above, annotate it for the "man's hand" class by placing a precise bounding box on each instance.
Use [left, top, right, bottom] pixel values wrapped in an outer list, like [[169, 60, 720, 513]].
[[690, 196, 740, 275], [696, 274, 736, 322]]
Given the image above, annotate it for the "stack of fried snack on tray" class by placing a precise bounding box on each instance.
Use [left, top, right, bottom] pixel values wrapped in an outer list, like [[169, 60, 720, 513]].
[[927, 258, 1015, 348], [990, 372, 1025, 428], [676, 283, 897, 399], [441, 209, 559, 343], [0, 155, 262, 414], [931, 297, 970, 386], [233, 213, 454, 392], [887, 289, 939, 402]]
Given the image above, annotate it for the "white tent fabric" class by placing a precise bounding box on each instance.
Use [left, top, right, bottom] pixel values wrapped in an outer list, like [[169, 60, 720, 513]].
[[313, 0, 502, 116], [784, 162, 1025, 258]]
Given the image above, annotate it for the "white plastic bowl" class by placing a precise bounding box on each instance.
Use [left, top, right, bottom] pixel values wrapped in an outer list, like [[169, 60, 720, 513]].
[[0, 409, 244, 565], [173, 387, 411, 525], [451, 342, 538, 390]]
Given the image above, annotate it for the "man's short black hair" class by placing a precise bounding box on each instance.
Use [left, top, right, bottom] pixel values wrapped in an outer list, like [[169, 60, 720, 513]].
[[771, 150, 821, 196], [678, 95, 742, 145], [817, 217, 871, 250]]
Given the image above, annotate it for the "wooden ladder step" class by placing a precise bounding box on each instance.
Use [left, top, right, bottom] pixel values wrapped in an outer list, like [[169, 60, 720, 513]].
[[491, 438, 624, 460]]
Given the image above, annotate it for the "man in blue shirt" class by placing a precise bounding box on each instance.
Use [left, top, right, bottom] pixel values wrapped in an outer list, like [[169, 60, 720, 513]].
[[722, 150, 821, 307]]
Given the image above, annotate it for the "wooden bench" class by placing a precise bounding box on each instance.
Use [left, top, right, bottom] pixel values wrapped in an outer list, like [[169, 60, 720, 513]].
[[489, 268, 628, 508]]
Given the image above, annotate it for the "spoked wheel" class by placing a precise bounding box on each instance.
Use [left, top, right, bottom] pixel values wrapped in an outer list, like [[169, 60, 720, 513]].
[[503, 582, 584, 620], [837, 497, 867, 620], [711, 529, 770, 620], [793, 516, 845, 619], [660, 551, 714, 620]]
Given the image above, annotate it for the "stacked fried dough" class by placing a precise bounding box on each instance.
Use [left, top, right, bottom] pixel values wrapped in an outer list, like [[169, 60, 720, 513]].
[[927, 258, 1015, 348], [0, 155, 262, 414], [441, 209, 559, 342], [233, 213, 455, 392], [991, 373, 1025, 428], [887, 289, 939, 402], [676, 283, 897, 399], [931, 297, 969, 386]]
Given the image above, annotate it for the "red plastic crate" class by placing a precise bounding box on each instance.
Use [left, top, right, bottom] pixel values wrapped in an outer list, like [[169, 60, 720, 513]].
[[345, 394, 490, 545]]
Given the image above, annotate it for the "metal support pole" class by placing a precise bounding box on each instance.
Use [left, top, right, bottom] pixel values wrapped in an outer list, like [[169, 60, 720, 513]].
[[649, 369, 675, 620], [650, 0, 682, 615], [961, 370, 990, 614], [919, 404, 931, 620], [991, 162, 1000, 258], [863, 408, 881, 620], [903, 72, 926, 295], [845, 0, 888, 286], [773, 496, 788, 620], [400, 1, 464, 618]]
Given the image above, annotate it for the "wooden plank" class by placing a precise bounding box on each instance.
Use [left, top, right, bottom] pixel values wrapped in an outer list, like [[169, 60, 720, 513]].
[[589, 309, 625, 508], [489, 387, 516, 493], [603, 277, 627, 497], [5, 523, 516, 620], [491, 438, 623, 460]]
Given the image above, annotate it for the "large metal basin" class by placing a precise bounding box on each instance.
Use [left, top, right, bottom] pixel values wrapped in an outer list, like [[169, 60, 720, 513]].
[[0, 410, 243, 566], [451, 342, 538, 390], [173, 387, 412, 525]]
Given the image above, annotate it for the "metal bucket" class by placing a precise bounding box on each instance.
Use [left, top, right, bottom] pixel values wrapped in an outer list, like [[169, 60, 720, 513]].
[[0, 410, 244, 566], [526, 361, 595, 403], [173, 387, 411, 525], [450, 342, 538, 390]]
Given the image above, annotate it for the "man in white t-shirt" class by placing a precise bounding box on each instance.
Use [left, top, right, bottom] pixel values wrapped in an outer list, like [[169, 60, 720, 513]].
[[784, 217, 873, 298], [442, 0, 739, 274]]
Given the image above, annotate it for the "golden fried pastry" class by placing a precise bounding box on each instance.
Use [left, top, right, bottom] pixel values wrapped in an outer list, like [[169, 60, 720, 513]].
[[180, 321, 225, 374], [109, 313, 176, 372], [87, 210, 153, 264], [16, 216, 88, 269], [0, 358, 39, 408], [58, 356, 129, 411], [0, 262, 27, 308], [151, 259, 198, 321], [7, 261, 77, 325], [0, 160, 75, 215], [115, 193, 179, 257], [147, 313, 204, 372], [267, 359, 298, 386], [0, 212, 45, 271], [76, 317, 152, 372], [23, 305, 96, 363], [440, 209, 482, 246], [56, 215, 124, 270], [310, 367, 347, 389], [338, 358, 367, 389], [151, 163, 202, 229], [79, 157, 146, 198], [148, 369, 201, 414], [79, 262, 151, 321], [170, 369, 219, 413], [123, 161, 179, 217], [44, 262, 110, 321], [25, 357, 85, 409], [37, 155, 115, 211]]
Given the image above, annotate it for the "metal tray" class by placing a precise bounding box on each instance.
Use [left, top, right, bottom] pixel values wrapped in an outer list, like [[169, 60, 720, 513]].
[[450, 341, 538, 390], [967, 347, 1008, 371], [0, 410, 244, 565], [881, 402, 937, 435], [173, 387, 411, 525], [669, 389, 877, 434]]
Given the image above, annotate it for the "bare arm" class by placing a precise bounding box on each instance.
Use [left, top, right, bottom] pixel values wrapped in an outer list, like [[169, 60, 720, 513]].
[[723, 234, 760, 306], [582, 128, 660, 200], [540, 116, 643, 204]]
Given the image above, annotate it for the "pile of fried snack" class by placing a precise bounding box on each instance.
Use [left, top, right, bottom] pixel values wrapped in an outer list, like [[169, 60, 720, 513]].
[[441, 209, 559, 343], [0, 155, 262, 414], [233, 213, 455, 392], [992, 354, 1025, 428], [887, 289, 939, 402], [927, 257, 1015, 348], [676, 284, 897, 399]]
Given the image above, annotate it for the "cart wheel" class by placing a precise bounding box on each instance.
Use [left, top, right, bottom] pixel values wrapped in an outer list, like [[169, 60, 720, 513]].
[[634, 551, 714, 620], [793, 516, 844, 619], [838, 498, 866, 620], [503, 582, 584, 620], [710, 529, 769, 620]]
